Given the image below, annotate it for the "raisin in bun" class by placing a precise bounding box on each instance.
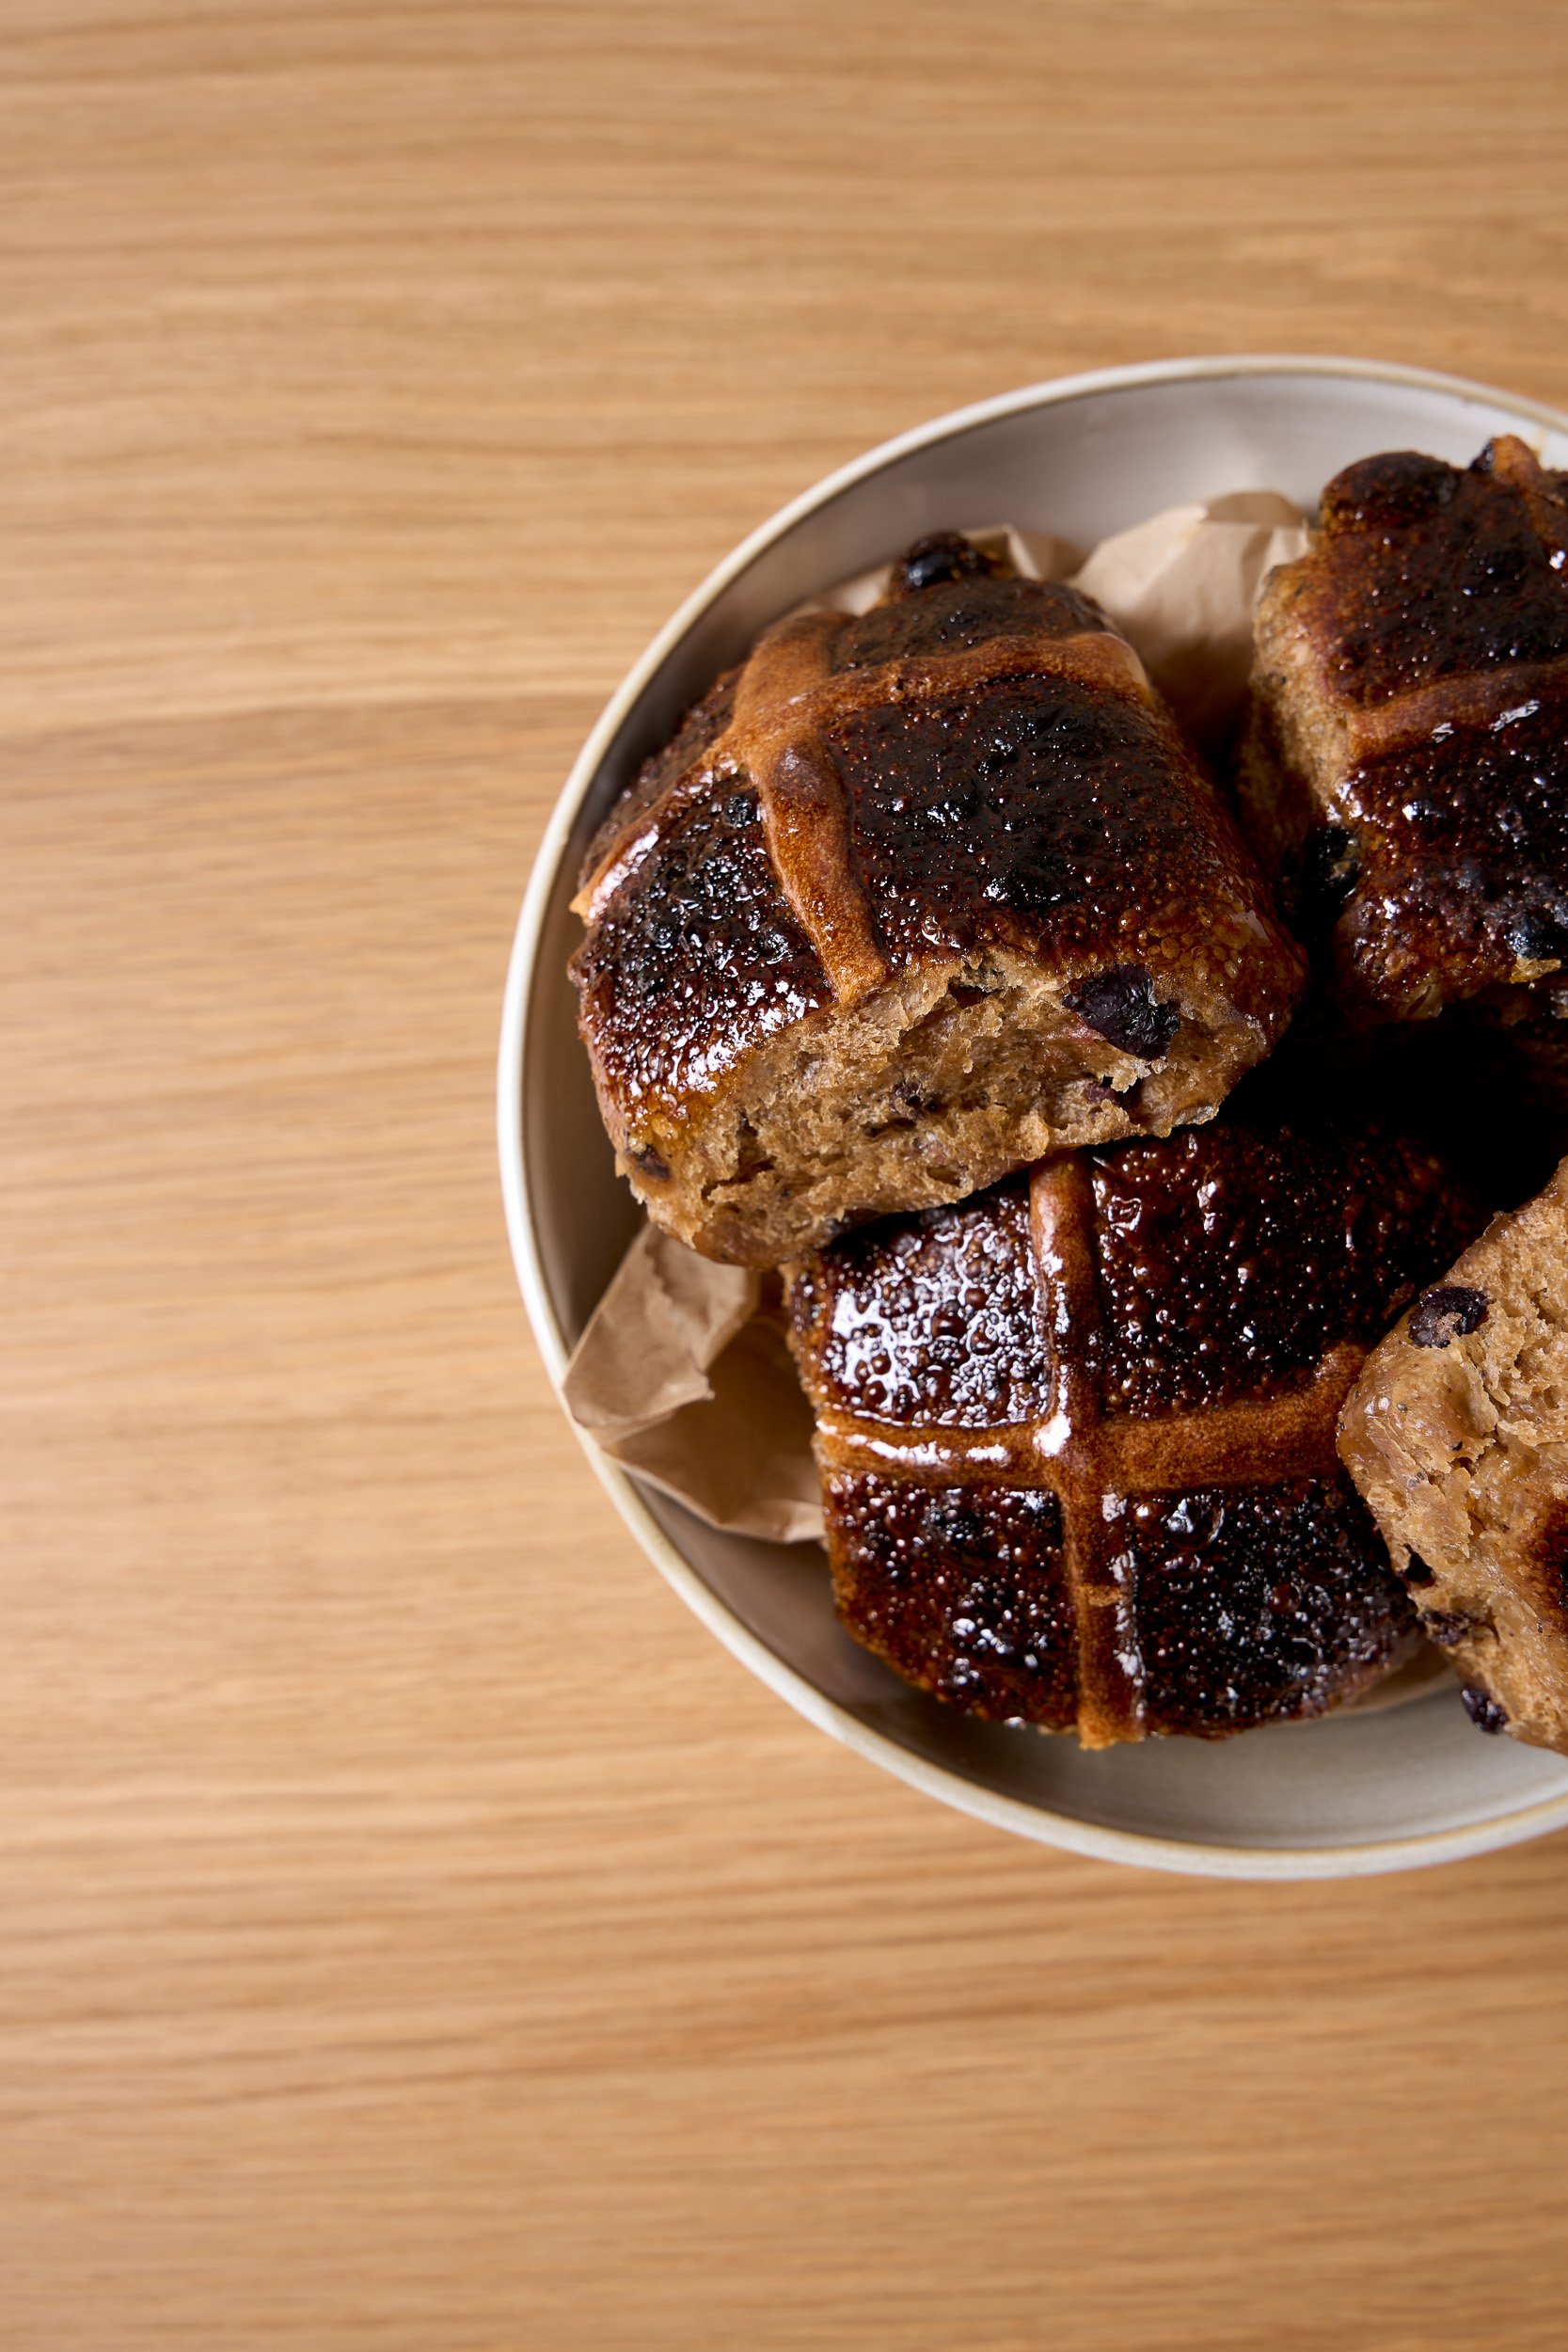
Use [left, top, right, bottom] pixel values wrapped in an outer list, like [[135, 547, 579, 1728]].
[[786, 1107, 1485, 1746], [572, 533, 1306, 1267]]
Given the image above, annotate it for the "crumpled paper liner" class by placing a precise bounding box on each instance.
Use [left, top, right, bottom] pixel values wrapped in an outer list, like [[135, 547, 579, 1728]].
[[1072, 490, 1308, 753], [562, 1223, 823, 1541]]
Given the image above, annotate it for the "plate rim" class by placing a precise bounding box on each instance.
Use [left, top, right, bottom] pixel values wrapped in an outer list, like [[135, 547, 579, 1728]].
[[499, 352, 1568, 1879]]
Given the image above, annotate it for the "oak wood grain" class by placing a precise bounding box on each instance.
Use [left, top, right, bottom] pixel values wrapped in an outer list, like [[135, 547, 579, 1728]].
[[5, 5, 1568, 2345]]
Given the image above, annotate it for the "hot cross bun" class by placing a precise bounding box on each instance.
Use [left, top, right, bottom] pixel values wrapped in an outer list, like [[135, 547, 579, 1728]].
[[572, 533, 1306, 1266], [1238, 436, 1568, 1055], [786, 1110, 1485, 1745], [1338, 1154, 1568, 1756]]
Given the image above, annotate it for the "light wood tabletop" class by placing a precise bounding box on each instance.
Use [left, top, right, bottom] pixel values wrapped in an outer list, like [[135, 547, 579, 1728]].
[[7, 5, 1568, 2344]]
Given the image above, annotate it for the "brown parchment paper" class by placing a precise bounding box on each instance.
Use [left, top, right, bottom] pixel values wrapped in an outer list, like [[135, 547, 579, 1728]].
[[559, 483, 1457, 1706], [1070, 490, 1308, 752], [562, 1224, 823, 1540]]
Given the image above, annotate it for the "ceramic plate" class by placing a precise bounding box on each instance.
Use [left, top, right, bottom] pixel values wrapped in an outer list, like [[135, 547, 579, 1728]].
[[499, 356, 1568, 1878]]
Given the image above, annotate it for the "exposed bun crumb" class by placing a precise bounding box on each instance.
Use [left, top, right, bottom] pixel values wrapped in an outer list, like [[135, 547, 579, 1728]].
[[1338, 1154, 1568, 1755]]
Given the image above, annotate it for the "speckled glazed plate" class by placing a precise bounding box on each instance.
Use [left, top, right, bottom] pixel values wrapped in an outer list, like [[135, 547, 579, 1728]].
[[499, 356, 1568, 1878]]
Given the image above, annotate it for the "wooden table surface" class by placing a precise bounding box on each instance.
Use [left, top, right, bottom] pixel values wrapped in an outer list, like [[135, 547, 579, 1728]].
[[7, 5, 1568, 2344]]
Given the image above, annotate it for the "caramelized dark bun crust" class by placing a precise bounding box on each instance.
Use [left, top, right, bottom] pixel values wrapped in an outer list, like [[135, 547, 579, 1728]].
[[574, 538, 1306, 1264], [788, 1113, 1485, 1745], [1239, 437, 1568, 1031]]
